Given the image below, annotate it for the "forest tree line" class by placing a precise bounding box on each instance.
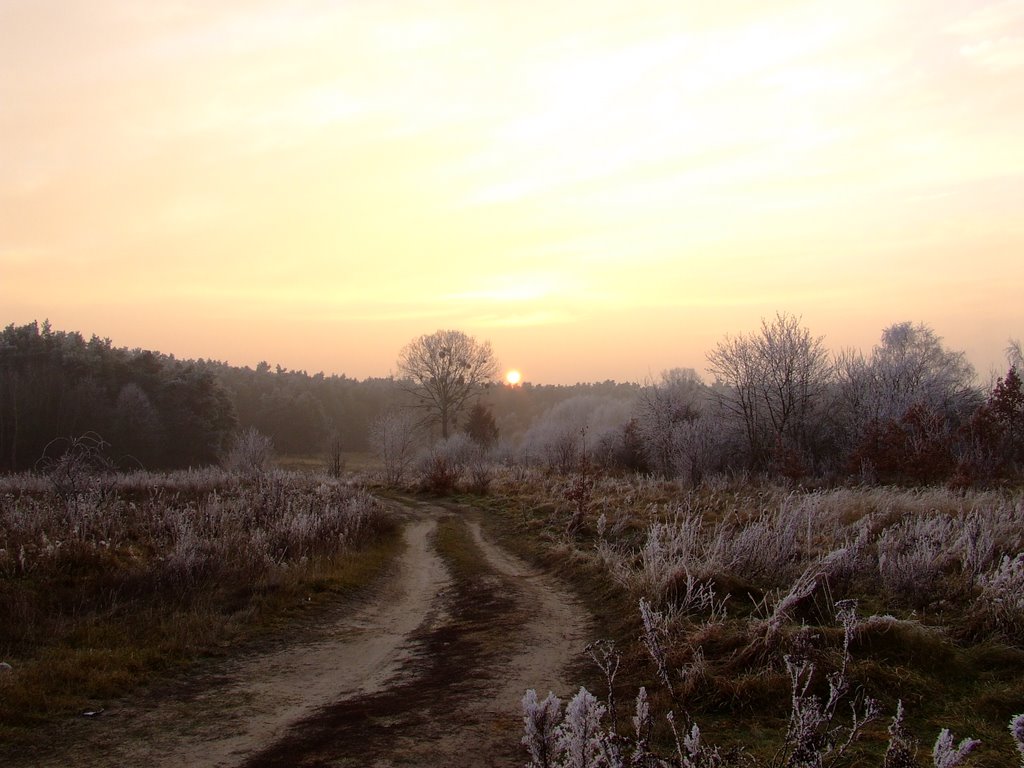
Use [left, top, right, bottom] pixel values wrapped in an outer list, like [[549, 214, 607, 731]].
[[0, 321, 636, 472], [1, 318, 1021, 486]]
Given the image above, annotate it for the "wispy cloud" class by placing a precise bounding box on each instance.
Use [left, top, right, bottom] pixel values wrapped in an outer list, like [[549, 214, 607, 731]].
[[468, 310, 576, 328], [959, 36, 1024, 72]]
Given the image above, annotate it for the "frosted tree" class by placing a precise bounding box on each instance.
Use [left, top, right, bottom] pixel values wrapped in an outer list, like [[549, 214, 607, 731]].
[[369, 410, 420, 486], [837, 322, 978, 442], [634, 368, 707, 478], [706, 313, 832, 469]]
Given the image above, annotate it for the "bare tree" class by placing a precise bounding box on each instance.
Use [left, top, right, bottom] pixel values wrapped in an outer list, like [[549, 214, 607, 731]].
[[1007, 338, 1024, 371], [370, 410, 420, 487], [706, 312, 832, 469], [396, 329, 499, 438], [634, 368, 706, 477]]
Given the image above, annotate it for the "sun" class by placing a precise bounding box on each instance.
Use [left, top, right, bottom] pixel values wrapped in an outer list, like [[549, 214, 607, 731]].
[[505, 369, 522, 386]]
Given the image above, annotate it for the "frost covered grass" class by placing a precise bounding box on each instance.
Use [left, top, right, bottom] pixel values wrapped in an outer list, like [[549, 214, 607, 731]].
[[522, 602, 1024, 767], [0, 469, 397, 734], [480, 472, 1024, 766]]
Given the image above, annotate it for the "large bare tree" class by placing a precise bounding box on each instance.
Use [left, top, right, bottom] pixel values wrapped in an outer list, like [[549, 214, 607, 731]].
[[706, 312, 832, 468], [396, 329, 499, 438]]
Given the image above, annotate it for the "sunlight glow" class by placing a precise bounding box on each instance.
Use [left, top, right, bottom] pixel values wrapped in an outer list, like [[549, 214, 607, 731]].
[[505, 369, 522, 386], [2, 1, 1022, 382]]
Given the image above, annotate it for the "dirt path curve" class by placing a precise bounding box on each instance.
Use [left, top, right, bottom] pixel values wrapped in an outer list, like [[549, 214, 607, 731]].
[[13, 501, 591, 767]]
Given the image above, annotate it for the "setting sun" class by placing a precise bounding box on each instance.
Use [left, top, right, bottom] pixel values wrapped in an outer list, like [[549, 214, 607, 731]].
[[505, 369, 522, 386]]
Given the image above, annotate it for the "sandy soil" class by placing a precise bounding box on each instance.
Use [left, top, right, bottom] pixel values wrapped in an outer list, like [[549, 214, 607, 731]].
[[8, 501, 590, 767]]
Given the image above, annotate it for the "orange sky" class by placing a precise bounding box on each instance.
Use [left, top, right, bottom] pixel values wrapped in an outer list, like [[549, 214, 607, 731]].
[[2, 1, 1022, 384]]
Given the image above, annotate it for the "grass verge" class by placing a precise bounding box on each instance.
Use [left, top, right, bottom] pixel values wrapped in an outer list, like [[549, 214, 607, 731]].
[[451, 478, 1024, 767], [0, 473, 402, 752]]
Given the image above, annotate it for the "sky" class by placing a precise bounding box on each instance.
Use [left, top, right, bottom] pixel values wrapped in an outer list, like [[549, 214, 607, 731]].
[[2, 0, 1023, 384]]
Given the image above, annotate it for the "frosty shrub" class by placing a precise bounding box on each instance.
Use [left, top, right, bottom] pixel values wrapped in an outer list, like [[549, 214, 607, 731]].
[[883, 701, 918, 768], [1010, 714, 1024, 766], [876, 514, 959, 607], [977, 553, 1024, 638], [35, 432, 117, 508], [520, 395, 634, 473], [223, 426, 274, 477], [931, 729, 979, 768], [635, 515, 702, 600], [523, 690, 563, 768], [521, 688, 617, 768], [713, 498, 817, 586], [418, 434, 475, 493], [557, 688, 609, 768], [466, 450, 495, 495]]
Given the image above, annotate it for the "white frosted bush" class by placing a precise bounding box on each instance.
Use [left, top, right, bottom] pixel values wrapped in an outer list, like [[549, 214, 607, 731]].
[[1010, 713, 1024, 766], [931, 729, 979, 768], [222, 427, 274, 477], [636, 515, 701, 600], [523, 689, 563, 768], [370, 410, 420, 487], [978, 553, 1024, 637], [877, 515, 957, 605], [883, 701, 918, 768], [557, 688, 608, 768], [717, 505, 804, 585]]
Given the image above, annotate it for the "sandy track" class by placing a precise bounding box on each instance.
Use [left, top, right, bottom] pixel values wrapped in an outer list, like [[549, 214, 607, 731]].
[[9, 502, 590, 767]]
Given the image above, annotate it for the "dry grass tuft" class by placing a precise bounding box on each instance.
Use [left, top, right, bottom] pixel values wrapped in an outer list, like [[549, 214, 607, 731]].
[[0, 469, 397, 734]]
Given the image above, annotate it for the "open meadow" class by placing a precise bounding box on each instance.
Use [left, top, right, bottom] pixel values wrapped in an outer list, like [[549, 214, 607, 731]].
[[0, 463, 397, 750], [472, 469, 1024, 767], [1, 444, 1023, 767]]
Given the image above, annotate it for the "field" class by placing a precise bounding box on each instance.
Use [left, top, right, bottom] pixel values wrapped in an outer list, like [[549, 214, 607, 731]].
[[2, 456, 1023, 767], [473, 469, 1024, 767], [0, 466, 398, 746]]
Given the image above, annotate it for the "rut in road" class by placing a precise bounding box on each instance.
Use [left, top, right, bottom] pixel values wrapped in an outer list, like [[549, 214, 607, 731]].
[[12, 502, 591, 768]]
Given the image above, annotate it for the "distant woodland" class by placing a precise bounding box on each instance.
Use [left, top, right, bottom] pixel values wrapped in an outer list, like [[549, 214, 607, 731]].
[[0, 321, 636, 472], [1, 318, 1021, 486]]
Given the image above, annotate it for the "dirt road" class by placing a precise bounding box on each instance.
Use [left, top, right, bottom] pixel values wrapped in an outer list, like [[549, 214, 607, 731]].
[[12, 501, 590, 767]]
